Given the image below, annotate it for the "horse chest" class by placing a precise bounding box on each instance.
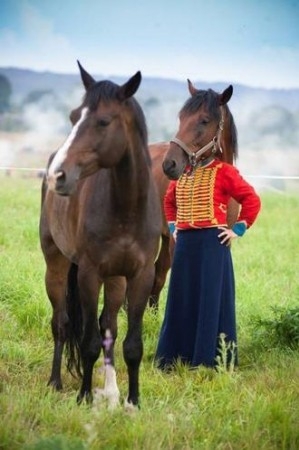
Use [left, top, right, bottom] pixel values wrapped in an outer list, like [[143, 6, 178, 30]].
[[79, 229, 147, 276]]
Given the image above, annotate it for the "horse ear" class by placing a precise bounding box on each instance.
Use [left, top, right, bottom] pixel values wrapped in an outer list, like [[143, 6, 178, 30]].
[[219, 85, 233, 105], [118, 71, 142, 101], [77, 60, 96, 90], [187, 79, 198, 96]]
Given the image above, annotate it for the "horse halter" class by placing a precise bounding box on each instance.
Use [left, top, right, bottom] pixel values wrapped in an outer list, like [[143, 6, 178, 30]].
[[170, 105, 225, 169]]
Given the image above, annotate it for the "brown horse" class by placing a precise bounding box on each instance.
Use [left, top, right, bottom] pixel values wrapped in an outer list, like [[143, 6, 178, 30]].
[[148, 81, 239, 308], [39, 62, 161, 407], [147, 142, 173, 308]]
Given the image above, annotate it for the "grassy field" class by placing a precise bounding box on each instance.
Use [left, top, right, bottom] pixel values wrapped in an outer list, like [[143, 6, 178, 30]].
[[0, 175, 298, 450]]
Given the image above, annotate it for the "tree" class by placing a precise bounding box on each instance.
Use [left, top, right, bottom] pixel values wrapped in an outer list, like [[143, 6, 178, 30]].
[[23, 89, 55, 105], [0, 74, 12, 113]]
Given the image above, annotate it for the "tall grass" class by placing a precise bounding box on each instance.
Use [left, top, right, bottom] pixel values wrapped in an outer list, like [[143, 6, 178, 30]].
[[0, 176, 299, 450]]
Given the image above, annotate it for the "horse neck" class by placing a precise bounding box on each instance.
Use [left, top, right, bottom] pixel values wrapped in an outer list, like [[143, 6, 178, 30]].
[[112, 142, 151, 209]]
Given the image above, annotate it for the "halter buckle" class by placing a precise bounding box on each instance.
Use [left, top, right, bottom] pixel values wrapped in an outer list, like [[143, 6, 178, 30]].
[[189, 153, 197, 167]]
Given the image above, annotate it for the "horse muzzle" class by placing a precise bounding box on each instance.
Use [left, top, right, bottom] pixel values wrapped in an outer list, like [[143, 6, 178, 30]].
[[47, 166, 81, 196], [162, 158, 185, 180]]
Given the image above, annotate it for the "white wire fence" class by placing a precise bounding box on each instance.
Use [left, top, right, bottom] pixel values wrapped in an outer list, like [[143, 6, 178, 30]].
[[0, 166, 299, 194], [1, 166, 299, 178]]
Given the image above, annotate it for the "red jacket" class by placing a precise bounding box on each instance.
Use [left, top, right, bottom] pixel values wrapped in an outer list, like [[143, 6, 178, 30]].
[[164, 160, 261, 229]]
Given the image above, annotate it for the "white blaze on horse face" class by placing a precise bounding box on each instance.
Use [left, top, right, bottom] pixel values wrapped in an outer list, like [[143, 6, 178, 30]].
[[47, 107, 89, 177]]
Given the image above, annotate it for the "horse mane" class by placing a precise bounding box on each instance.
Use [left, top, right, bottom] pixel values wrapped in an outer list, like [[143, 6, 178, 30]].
[[180, 88, 238, 161], [84, 80, 150, 163], [225, 105, 238, 160]]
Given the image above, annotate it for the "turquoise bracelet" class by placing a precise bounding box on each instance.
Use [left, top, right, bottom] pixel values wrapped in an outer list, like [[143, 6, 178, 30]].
[[232, 222, 247, 236], [168, 222, 176, 235]]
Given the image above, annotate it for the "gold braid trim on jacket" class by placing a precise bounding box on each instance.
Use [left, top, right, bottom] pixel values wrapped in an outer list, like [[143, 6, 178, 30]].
[[176, 165, 220, 225]]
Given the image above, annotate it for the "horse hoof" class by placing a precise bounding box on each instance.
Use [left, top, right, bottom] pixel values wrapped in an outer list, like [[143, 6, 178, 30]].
[[94, 388, 120, 410], [47, 379, 63, 391], [124, 398, 140, 413], [77, 391, 93, 405], [76, 394, 83, 405]]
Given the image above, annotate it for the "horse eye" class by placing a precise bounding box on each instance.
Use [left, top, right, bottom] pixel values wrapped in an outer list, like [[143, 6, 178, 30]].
[[201, 118, 210, 125], [97, 118, 110, 128]]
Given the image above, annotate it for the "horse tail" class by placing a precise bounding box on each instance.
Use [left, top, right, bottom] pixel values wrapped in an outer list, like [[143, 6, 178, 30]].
[[65, 263, 83, 378]]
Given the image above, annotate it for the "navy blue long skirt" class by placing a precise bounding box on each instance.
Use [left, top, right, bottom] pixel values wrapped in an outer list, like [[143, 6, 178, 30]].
[[155, 228, 237, 369]]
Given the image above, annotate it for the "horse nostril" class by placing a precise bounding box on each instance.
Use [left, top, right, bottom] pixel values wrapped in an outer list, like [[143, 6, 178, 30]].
[[162, 159, 176, 173], [55, 170, 66, 187]]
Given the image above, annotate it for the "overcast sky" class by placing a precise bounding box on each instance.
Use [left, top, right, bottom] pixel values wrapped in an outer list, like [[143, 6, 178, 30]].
[[1, 0, 299, 89]]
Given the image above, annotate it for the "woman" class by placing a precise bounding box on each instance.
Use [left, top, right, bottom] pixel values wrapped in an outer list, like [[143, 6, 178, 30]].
[[155, 157, 261, 370]]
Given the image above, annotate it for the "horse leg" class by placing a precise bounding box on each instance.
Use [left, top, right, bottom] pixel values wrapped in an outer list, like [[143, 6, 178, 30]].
[[149, 234, 171, 310], [124, 266, 155, 408], [44, 250, 70, 390], [96, 276, 126, 409], [76, 265, 102, 404]]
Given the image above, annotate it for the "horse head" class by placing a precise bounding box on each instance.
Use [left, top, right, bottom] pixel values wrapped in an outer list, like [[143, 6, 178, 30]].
[[162, 81, 236, 180], [47, 61, 142, 195]]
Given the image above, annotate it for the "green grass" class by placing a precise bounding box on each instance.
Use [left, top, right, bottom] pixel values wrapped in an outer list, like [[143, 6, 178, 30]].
[[0, 175, 299, 450]]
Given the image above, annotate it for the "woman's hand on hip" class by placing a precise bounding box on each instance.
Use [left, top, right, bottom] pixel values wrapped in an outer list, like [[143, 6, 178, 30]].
[[218, 227, 238, 246]]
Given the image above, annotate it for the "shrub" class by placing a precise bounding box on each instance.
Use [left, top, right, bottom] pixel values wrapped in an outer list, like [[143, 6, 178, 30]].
[[253, 306, 299, 349]]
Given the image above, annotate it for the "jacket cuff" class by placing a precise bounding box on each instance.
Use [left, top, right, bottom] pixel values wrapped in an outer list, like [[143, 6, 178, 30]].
[[168, 221, 176, 235], [232, 222, 247, 236]]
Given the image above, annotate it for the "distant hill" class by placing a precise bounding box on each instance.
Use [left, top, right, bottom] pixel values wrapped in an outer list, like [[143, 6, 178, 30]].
[[1, 66, 299, 111], [0, 66, 298, 189]]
